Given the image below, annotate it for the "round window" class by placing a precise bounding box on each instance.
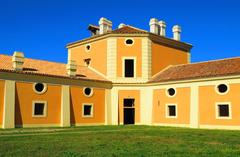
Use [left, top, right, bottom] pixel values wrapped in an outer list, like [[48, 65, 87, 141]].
[[34, 83, 47, 94], [85, 44, 91, 51], [217, 84, 228, 94], [125, 39, 134, 45], [83, 87, 93, 97], [167, 88, 176, 97]]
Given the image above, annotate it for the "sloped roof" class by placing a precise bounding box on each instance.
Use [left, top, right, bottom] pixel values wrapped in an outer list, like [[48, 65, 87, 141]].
[[111, 25, 148, 34], [0, 54, 110, 83], [1, 54, 240, 84], [66, 25, 192, 52], [149, 57, 240, 83], [66, 25, 147, 48]]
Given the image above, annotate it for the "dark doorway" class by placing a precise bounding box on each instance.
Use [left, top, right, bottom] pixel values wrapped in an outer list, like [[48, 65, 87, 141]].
[[123, 98, 135, 125], [124, 108, 135, 124]]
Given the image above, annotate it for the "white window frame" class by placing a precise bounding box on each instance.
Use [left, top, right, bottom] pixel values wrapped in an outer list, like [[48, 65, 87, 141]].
[[82, 103, 94, 118], [215, 84, 230, 95], [33, 83, 47, 95], [122, 56, 137, 78], [83, 87, 94, 97], [32, 101, 47, 117], [165, 103, 177, 118], [215, 102, 232, 119], [124, 38, 135, 46], [165, 88, 177, 98]]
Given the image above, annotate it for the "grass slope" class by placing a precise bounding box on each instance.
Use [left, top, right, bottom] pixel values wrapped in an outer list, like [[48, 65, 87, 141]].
[[0, 125, 240, 157]]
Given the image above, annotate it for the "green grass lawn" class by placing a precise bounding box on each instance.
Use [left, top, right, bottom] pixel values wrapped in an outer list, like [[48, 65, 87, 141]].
[[0, 125, 240, 157]]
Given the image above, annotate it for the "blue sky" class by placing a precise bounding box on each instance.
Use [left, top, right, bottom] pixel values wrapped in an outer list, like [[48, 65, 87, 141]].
[[0, 0, 239, 63]]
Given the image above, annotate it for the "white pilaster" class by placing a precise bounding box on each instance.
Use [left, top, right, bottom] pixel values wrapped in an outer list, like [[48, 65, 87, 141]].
[[190, 84, 199, 128], [61, 85, 70, 127], [140, 87, 153, 125], [109, 87, 118, 125], [142, 38, 152, 81], [187, 53, 191, 63], [3, 80, 15, 129], [68, 49, 72, 61], [107, 38, 117, 80]]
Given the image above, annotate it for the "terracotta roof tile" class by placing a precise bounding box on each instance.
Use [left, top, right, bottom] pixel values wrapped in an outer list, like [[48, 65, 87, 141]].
[[67, 26, 147, 47], [67, 25, 192, 52], [149, 57, 240, 83], [0, 54, 110, 83], [111, 25, 148, 34]]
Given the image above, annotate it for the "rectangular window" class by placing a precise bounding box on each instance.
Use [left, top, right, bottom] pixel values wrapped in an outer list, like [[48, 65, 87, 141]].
[[124, 98, 135, 107], [32, 101, 47, 117], [124, 59, 134, 77], [217, 104, 231, 118], [168, 105, 176, 116], [82, 104, 93, 117], [166, 104, 177, 118]]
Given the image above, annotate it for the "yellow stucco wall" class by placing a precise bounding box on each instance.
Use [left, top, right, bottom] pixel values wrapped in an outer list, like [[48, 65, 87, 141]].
[[70, 86, 105, 124], [152, 87, 190, 124], [151, 42, 188, 76], [0, 80, 4, 125], [15, 82, 61, 126], [118, 90, 140, 124], [69, 37, 189, 79], [199, 83, 240, 126], [69, 39, 107, 75], [117, 37, 142, 77]]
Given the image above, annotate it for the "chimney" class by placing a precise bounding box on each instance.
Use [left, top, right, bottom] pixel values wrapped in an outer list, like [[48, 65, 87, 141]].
[[149, 18, 159, 34], [99, 17, 112, 34], [159, 20, 166, 37], [118, 23, 126, 28], [66, 60, 77, 77], [172, 25, 181, 41], [12, 51, 24, 71]]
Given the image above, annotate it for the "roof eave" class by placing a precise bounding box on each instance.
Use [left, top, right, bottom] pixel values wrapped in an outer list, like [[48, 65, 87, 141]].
[[66, 33, 149, 48], [149, 33, 193, 52], [66, 33, 193, 52], [148, 73, 240, 84], [0, 69, 112, 83]]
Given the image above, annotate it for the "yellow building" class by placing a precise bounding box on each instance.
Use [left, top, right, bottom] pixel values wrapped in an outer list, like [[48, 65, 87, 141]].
[[0, 17, 240, 130]]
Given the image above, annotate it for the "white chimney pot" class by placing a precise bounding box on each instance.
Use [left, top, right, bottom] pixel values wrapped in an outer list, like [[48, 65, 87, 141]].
[[159, 20, 166, 37], [66, 60, 77, 77], [118, 23, 126, 28], [99, 17, 112, 34], [172, 25, 181, 41], [149, 18, 159, 34], [12, 51, 24, 71]]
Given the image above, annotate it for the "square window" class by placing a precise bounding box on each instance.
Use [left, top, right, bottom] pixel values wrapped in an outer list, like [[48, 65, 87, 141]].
[[218, 104, 230, 117], [83, 104, 93, 117], [124, 99, 135, 107], [33, 101, 46, 117], [124, 59, 134, 77], [166, 104, 177, 118]]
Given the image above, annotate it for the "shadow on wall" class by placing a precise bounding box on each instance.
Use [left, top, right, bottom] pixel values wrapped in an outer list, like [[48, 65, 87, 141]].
[[70, 95, 76, 125], [15, 88, 23, 127], [118, 99, 120, 125]]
